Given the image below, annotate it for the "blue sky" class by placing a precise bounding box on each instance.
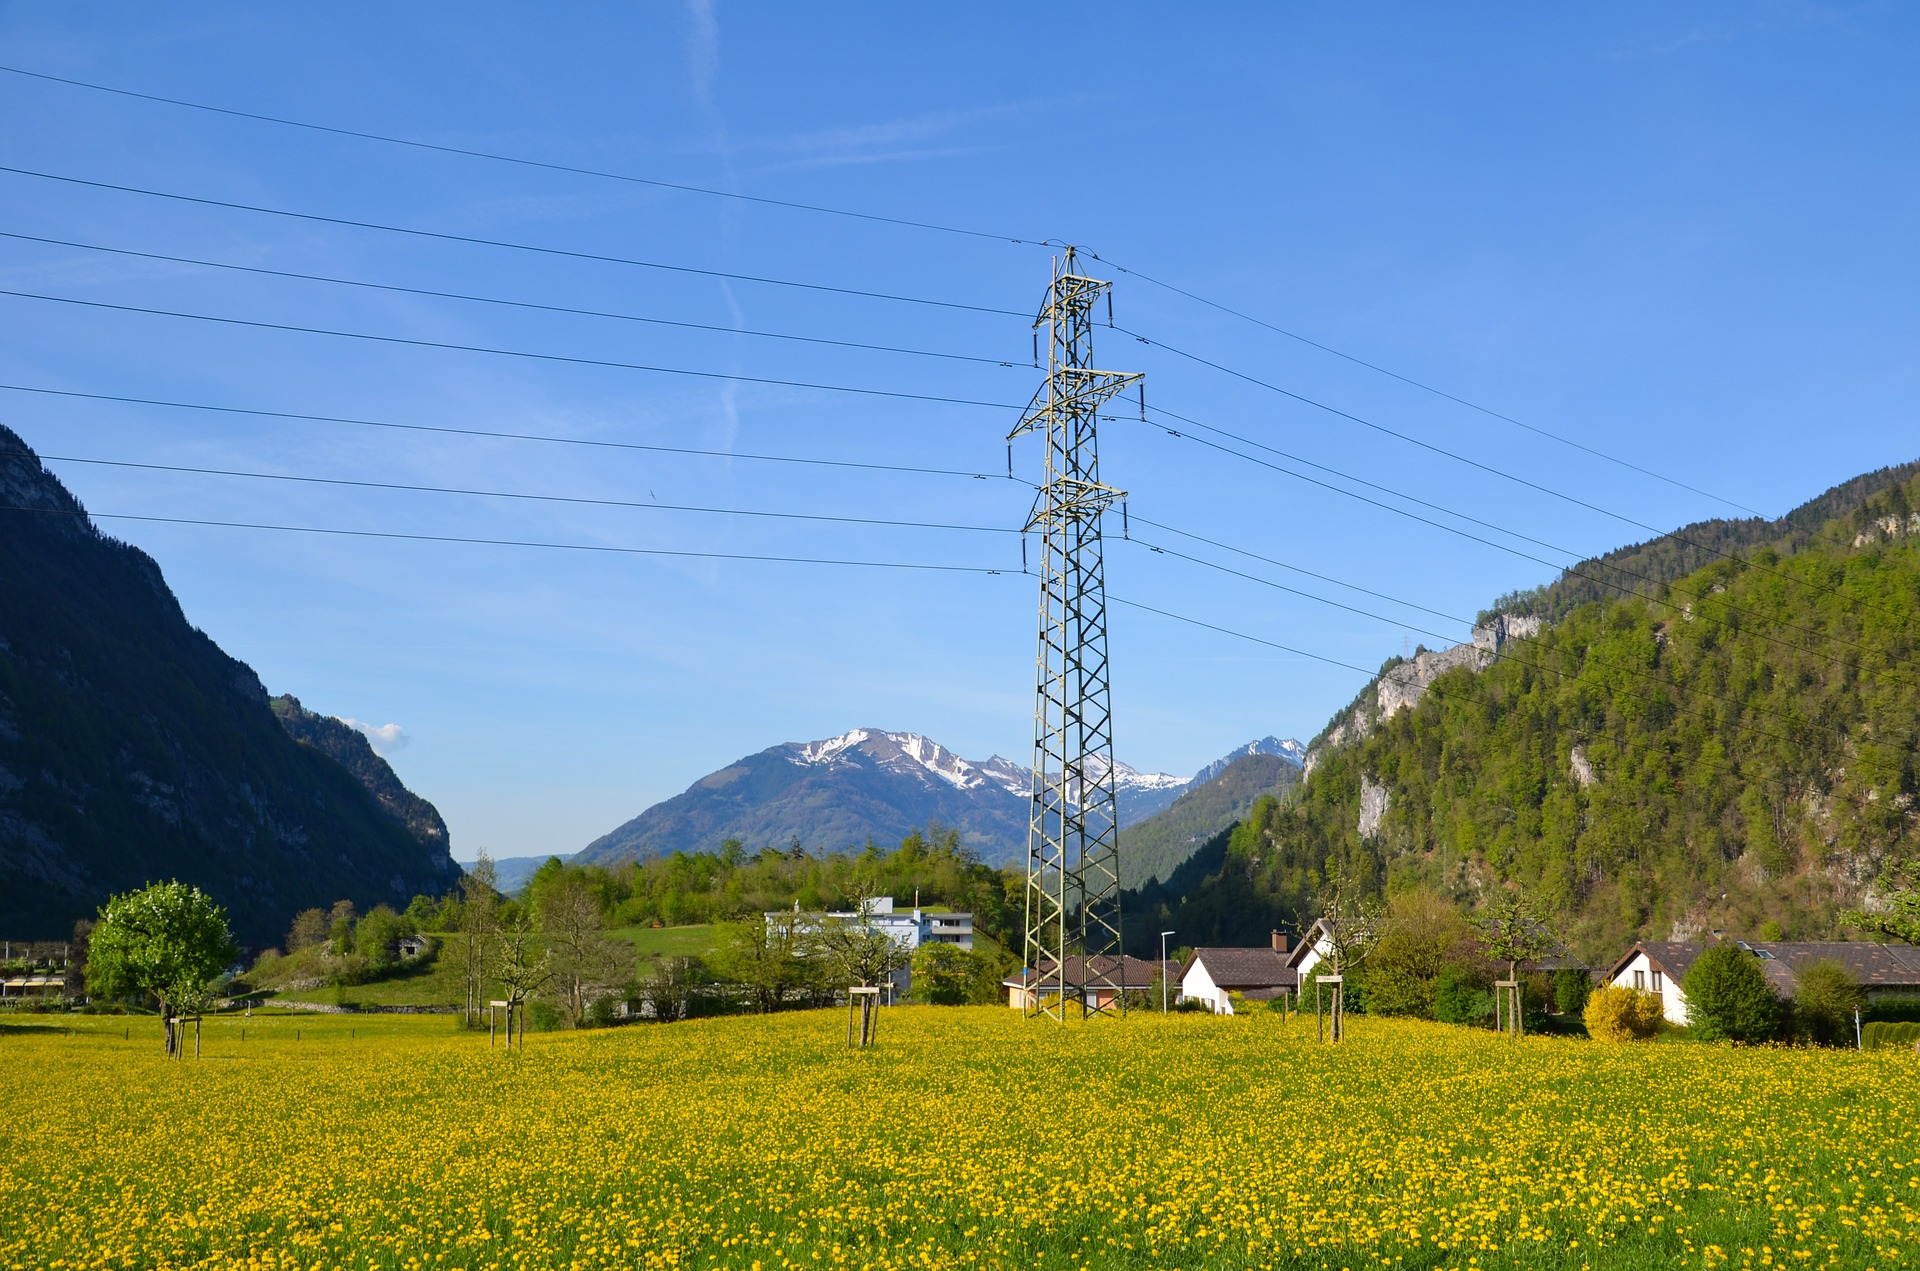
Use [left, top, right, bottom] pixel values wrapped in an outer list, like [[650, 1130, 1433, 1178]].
[[3, 3, 1917, 861]]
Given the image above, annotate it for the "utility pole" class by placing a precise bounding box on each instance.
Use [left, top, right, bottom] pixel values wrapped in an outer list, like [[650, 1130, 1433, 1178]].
[[1014, 246, 1142, 1022]]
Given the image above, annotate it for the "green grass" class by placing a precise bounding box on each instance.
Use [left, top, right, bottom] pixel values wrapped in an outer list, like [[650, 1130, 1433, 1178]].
[[608, 923, 720, 959]]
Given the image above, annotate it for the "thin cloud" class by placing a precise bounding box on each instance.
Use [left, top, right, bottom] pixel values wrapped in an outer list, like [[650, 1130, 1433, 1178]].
[[344, 718, 410, 756]]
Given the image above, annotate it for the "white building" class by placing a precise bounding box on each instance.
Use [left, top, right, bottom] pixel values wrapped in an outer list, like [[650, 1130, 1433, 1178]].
[[1599, 939, 1920, 1026], [1178, 934, 1298, 1014], [769, 897, 973, 997]]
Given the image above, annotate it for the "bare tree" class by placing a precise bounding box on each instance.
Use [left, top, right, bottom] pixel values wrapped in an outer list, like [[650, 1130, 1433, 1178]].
[[458, 855, 501, 1025], [535, 870, 633, 1026]]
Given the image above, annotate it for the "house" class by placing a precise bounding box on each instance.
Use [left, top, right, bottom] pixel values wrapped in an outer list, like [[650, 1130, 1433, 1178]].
[[1178, 932, 1298, 1014], [1285, 918, 1335, 982], [397, 934, 433, 958], [1003, 955, 1160, 1012], [771, 897, 974, 996], [1601, 939, 1920, 1026]]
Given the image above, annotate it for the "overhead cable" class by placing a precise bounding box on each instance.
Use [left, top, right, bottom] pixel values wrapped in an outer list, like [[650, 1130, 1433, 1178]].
[[24, 450, 1020, 536], [0, 63, 1039, 245], [0, 502, 1013, 573], [1123, 534, 1808, 743], [0, 382, 1026, 484], [0, 164, 1026, 316], [1142, 412, 1917, 689], [1094, 256, 1764, 517], [0, 230, 1022, 367], [0, 288, 1025, 411]]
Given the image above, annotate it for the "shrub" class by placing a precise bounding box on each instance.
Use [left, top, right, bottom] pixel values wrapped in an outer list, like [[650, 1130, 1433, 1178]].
[[1553, 969, 1594, 1015], [1584, 986, 1664, 1041], [1865, 995, 1920, 1024], [1793, 959, 1864, 1045], [1682, 946, 1784, 1043], [1862, 1020, 1920, 1052], [1432, 966, 1492, 1025]]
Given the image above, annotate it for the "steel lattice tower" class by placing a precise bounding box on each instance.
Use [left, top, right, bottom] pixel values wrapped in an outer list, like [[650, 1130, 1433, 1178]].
[[1013, 247, 1141, 1021]]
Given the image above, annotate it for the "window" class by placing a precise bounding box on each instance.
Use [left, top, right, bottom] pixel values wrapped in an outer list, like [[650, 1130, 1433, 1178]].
[[1651, 970, 1663, 993], [1633, 969, 1647, 990]]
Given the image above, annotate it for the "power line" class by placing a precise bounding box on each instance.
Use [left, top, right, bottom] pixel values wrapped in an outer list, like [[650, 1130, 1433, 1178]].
[[1141, 411, 1920, 691], [30, 439, 1807, 733], [1125, 323, 1752, 550], [0, 287, 1025, 411], [1122, 533, 1809, 744], [0, 63, 1039, 246], [24, 450, 1021, 536], [0, 66, 1762, 523], [0, 502, 1015, 574], [1111, 592, 1799, 750], [1125, 344, 1913, 627], [0, 164, 1027, 317], [0, 229, 1023, 368], [1093, 254, 1765, 518], [0, 382, 1024, 484]]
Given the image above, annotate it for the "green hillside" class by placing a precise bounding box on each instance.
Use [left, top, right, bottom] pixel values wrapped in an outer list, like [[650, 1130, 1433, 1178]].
[[1118, 753, 1299, 888], [1242, 468, 1920, 963]]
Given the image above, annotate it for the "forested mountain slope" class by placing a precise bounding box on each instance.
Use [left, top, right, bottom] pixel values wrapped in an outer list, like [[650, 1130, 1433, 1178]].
[[1247, 468, 1920, 963], [1118, 753, 1300, 888], [0, 426, 460, 943]]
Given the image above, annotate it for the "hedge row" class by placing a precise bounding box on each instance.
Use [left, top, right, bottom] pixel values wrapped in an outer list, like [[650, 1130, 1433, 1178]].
[[1862, 1020, 1920, 1052]]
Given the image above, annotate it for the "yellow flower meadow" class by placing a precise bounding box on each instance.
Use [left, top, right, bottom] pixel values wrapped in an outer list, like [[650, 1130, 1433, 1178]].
[[2, 1008, 1915, 1270]]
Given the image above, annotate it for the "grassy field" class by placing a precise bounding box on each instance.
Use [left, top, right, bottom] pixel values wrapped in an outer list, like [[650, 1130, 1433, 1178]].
[[3, 1008, 1916, 1270], [609, 922, 721, 959]]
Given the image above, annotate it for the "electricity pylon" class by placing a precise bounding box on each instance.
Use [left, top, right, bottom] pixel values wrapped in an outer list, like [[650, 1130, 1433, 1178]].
[[1014, 247, 1141, 1021]]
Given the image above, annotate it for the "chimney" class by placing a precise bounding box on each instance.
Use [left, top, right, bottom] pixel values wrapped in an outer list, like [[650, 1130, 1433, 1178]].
[[1271, 930, 1288, 954]]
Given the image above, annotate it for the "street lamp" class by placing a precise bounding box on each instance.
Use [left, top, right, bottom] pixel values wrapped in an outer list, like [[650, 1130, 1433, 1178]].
[[1160, 931, 1176, 1013]]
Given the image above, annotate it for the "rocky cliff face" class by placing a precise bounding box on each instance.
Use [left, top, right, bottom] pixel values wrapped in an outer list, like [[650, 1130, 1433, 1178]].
[[270, 695, 450, 853], [1307, 615, 1542, 773], [0, 425, 460, 943]]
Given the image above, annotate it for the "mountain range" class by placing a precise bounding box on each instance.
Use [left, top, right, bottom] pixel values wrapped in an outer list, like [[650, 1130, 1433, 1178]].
[[577, 728, 1303, 869], [0, 426, 459, 944]]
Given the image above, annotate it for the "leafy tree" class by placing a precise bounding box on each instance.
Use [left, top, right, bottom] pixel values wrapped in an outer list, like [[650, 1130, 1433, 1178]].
[[354, 905, 413, 974], [1553, 968, 1593, 1016], [1314, 873, 1382, 981], [1584, 985, 1663, 1041], [489, 916, 553, 1012], [712, 912, 816, 1014], [910, 941, 978, 1005], [286, 908, 328, 951], [1468, 891, 1560, 984], [1361, 889, 1480, 1019], [1793, 959, 1864, 1046], [1842, 860, 1920, 945], [86, 882, 235, 1053], [327, 899, 357, 955], [1682, 945, 1784, 1043]]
